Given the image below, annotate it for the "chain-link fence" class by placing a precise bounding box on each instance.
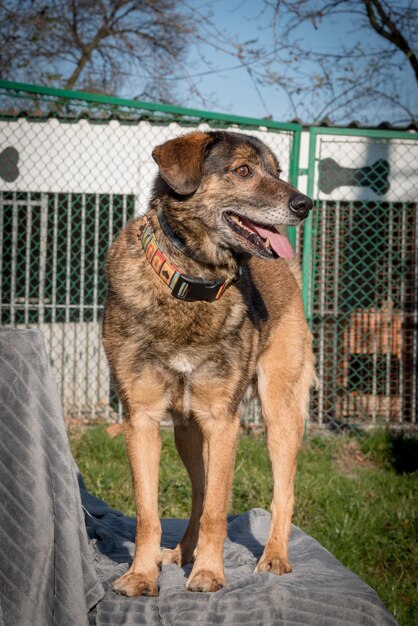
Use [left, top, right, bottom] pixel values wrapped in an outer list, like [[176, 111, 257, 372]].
[[1, 82, 417, 429], [304, 128, 418, 430], [0, 81, 300, 422]]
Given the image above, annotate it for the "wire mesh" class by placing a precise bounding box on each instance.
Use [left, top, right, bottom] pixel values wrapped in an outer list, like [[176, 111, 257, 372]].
[[0, 83, 296, 422], [309, 133, 418, 430], [1, 84, 417, 428]]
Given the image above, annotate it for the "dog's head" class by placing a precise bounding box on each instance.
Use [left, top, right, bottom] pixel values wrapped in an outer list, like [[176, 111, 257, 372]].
[[152, 131, 312, 261]]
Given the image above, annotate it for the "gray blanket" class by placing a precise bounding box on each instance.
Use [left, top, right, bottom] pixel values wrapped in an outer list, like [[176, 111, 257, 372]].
[[0, 328, 398, 626]]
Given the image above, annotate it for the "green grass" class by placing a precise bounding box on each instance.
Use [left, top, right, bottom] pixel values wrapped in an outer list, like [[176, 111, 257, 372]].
[[70, 426, 418, 626]]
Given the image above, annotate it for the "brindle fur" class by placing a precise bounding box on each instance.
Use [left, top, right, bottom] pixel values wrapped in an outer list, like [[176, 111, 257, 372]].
[[103, 131, 316, 596]]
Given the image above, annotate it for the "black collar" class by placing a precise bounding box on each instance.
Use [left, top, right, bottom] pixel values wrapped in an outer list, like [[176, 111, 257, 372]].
[[157, 210, 189, 255], [139, 216, 241, 303]]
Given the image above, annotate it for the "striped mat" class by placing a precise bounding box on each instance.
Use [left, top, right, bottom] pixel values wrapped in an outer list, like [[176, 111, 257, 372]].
[[0, 329, 398, 626]]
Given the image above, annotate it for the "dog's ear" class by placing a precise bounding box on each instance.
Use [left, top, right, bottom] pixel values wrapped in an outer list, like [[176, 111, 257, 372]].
[[152, 132, 215, 195]]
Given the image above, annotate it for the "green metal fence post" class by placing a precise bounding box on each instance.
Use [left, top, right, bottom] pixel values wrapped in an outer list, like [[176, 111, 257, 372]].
[[302, 128, 318, 325], [287, 128, 302, 249]]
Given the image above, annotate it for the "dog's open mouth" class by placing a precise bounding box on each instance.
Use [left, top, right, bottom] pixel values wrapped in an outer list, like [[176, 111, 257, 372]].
[[224, 211, 293, 259]]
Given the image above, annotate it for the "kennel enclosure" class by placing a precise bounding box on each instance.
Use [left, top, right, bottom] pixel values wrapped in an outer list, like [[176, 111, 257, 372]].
[[1, 80, 417, 428]]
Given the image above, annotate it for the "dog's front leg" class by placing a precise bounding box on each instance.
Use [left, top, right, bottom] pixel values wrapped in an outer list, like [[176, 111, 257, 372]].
[[254, 399, 302, 575], [112, 370, 169, 597], [186, 416, 239, 592], [255, 318, 313, 575]]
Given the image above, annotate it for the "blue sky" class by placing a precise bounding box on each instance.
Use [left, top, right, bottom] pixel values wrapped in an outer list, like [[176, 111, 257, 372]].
[[6, 0, 414, 125], [149, 0, 417, 125]]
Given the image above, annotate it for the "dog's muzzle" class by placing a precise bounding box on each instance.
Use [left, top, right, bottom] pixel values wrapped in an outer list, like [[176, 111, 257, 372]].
[[288, 193, 313, 220]]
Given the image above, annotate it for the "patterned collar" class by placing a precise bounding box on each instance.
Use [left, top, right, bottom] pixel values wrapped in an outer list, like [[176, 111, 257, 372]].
[[138, 217, 240, 302]]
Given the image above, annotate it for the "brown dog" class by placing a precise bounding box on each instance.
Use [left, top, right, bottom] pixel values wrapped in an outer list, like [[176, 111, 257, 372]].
[[102, 131, 315, 596]]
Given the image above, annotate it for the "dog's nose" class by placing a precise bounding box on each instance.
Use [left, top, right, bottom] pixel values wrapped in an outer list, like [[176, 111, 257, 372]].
[[288, 193, 313, 220]]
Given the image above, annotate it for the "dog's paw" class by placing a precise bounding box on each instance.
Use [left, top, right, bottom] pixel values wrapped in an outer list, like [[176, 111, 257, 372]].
[[161, 546, 182, 566], [112, 571, 158, 597], [162, 543, 195, 566], [254, 554, 292, 575], [186, 569, 226, 593]]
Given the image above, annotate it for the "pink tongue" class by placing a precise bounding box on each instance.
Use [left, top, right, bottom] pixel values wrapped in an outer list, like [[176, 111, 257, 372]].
[[251, 224, 294, 259]]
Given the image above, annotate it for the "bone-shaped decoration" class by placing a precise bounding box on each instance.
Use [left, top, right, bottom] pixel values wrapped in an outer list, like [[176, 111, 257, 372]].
[[0, 147, 19, 182], [318, 157, 390, 195]]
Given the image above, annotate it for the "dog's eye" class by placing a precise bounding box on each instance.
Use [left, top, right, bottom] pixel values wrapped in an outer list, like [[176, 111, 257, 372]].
[[234, 165, 251, 178], [276, 169, 282, 178]]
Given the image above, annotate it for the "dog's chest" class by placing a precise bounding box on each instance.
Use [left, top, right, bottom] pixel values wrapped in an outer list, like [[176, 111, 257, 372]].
[[167, 347, 250, 421], [167, 347, 225, 377], [168, 353, 196, 375]]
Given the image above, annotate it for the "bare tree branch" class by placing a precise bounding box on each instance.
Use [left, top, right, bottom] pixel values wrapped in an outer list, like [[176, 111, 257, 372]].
[[364, 0, 418, 81], [0, 0, 416, 123]]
